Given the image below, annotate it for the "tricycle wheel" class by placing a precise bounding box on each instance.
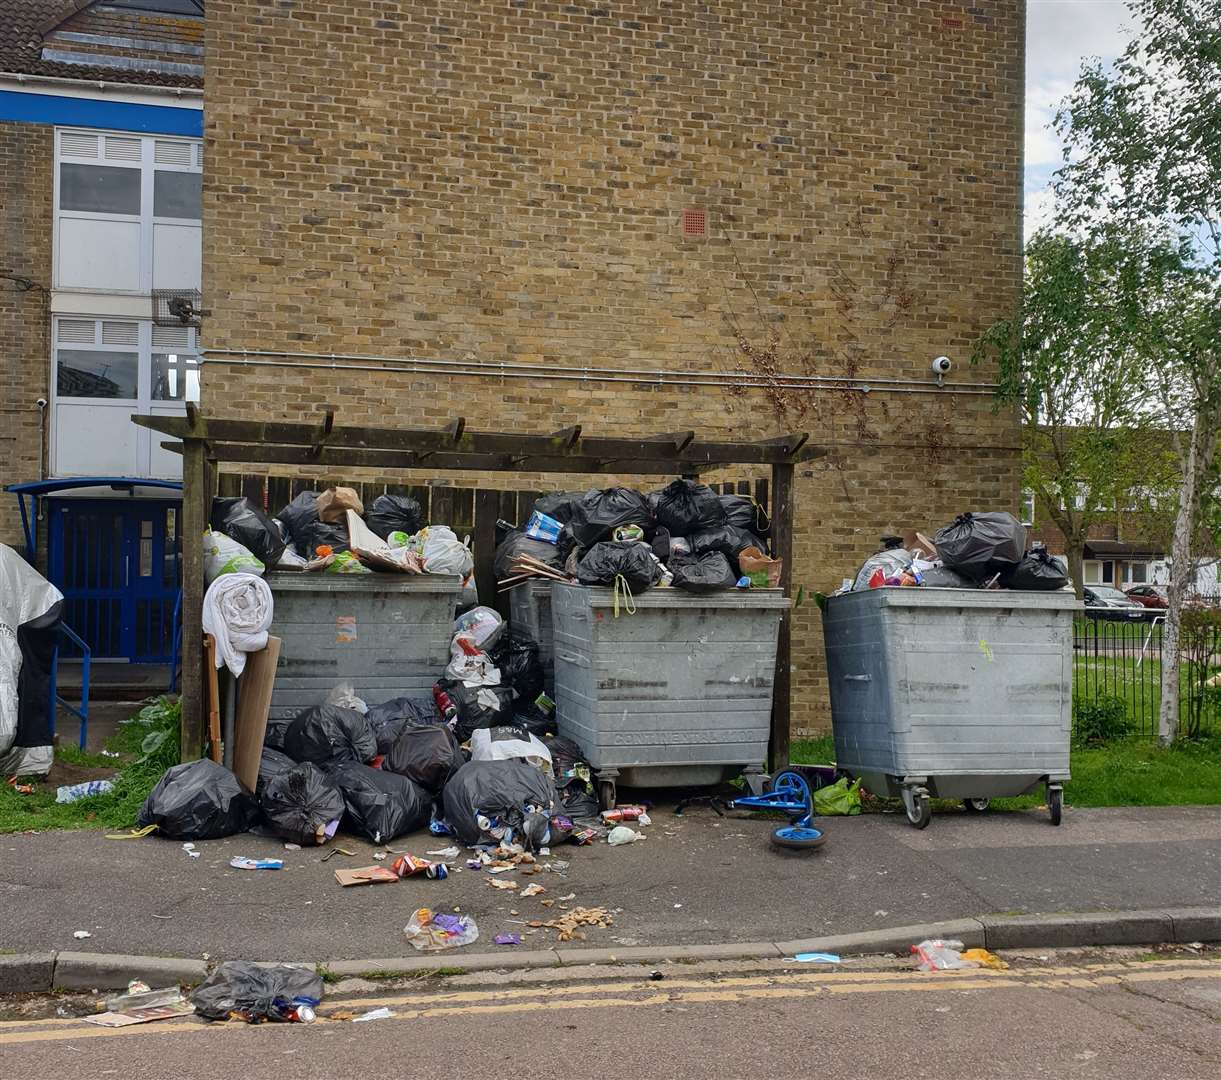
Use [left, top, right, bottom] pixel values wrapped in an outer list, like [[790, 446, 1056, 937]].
[[771, 770, 814, 821], [902, 786, 931, 829], [1047, 784, 1063, 826], [963, 798, 991, 813], [598, 780, 617, 812], [771, 824, 826, 850]]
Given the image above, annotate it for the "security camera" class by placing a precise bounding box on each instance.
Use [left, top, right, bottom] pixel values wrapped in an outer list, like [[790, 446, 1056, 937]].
[[35, 398, 48, 409], [931, 356, 952, 376]]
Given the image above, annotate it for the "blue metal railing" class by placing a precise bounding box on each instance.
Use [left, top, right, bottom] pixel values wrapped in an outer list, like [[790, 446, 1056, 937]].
[[48, 624, 91, 750]]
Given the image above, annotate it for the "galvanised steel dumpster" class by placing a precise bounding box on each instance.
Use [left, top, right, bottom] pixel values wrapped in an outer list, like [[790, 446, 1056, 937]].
[[266, 572, 463, 720], [551, 582, 790, 808], [822, 587, 1078, 828], [509, 579, 554, 692]]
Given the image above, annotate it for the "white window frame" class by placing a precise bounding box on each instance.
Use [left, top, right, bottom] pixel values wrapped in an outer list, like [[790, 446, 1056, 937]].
[[51, 315, 199, 477], [53, 128, 202, 295]]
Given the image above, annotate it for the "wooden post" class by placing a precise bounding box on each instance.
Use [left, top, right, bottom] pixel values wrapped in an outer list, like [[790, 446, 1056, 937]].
[[768, 461, 795, 771], [179, 438, 207, 761], [474, 488, 500, 614]]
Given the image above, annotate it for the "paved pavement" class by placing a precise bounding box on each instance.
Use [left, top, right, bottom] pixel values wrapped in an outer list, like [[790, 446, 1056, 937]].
[[3, 804, 1219, 962], [3, 951, 1219, 1079]]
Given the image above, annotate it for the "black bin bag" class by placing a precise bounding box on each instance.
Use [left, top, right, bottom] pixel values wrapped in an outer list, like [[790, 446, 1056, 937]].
[[719, 494, 771, 539], [256, 746, 296, 800], [920, 565, 976, 589], [365, 696, 440, 756], [300, 518, 349, 558], [648, 479, 725, 535], [259, 762, 345, 846], [492, 635, 544, 702], [568, 488, 653, 547], [672, 551, 737, 593], [385, 724, 464, 796], [285, 705, 376, 769], [1003, 549, 1069, 591], [435, 678, 516, 743], [263, 716, 293, 754], [137, 759, 257, 840], [192, 961, 324, 1022], [275, 490, 320, 555], [210, 497, 286, 566], [577, 542, 660, 593], [442, 760, 560, 848], [364, 493, 423, 540], [689, 525, 765, 574], [493, 530, 563, 581], [533, 491, 595, 525], [329, 762, 431, 844], [933, 512, 1027, 581]]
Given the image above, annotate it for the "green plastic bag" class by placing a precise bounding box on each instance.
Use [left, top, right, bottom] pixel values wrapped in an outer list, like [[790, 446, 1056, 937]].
[[812, 777, 862, 816]]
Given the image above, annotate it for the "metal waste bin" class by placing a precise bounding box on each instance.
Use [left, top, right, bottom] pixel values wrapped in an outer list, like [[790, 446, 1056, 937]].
[[551, 582, 790, 808], [266, 572, 464, 720], [509, 579, 554, 692], [822, 587, 1077, 828]]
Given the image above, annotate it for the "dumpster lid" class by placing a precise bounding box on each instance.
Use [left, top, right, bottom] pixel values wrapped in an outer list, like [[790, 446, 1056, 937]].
[[265, 571, 464, 594], [555, 582, 791, 611], [826, 587, 1081, 612]]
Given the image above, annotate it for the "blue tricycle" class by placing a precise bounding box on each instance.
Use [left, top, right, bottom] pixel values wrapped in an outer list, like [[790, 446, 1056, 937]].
[[732, 770, 827, 850]]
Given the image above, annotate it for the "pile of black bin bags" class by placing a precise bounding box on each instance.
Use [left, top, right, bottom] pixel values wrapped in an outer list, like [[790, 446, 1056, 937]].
[[495, 481, 771, 604], [137, 694, 598, 847]]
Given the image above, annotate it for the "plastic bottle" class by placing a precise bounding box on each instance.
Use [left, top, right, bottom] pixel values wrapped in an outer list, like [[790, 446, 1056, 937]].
[[55, 780, 114, 803], [868, 567, 886, 589]]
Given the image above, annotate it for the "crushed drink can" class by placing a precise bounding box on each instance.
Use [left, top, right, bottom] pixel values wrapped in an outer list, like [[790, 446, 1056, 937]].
[[392, 854, 448, 880]]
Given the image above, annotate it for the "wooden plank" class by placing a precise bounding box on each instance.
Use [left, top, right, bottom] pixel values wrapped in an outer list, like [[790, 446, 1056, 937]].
[[450, 486, 475, 532], [497, 489, 517, 524], [241, 474, 265, 506], [179, 439, 208, 761], [737, 480, 751, 496], [474, 489, 500, 613], [266, 476, 292, 515], [754, 477, 769, 513], [134, 416, 824, 466], [216, 473, 241, 497], [232, 636, 281, 793], [431, 486, 455, 527], [203, 634, 221, 763], [768, 462, 794, 772], [518, 490, 543, 522]]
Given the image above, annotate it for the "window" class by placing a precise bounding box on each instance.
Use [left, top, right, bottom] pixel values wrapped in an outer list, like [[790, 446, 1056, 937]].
[[1129, 563, 1148, 584], [51, 317, 199, 478], [55, 129, 201, 294], [1083, 561, 1102, 584], [1020, 490, 1035, 527]]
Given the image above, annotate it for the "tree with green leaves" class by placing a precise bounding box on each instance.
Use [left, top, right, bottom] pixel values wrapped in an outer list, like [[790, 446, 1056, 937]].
[[1053, 0, 1220, 744], [973, 230, 1173, 598]]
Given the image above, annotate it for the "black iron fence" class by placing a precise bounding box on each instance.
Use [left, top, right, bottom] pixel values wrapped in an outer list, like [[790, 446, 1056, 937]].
[[1073, 610, 1221, 738]]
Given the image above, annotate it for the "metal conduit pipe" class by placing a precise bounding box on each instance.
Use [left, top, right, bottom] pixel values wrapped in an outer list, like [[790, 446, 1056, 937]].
[[202, 352, 1000, 396]]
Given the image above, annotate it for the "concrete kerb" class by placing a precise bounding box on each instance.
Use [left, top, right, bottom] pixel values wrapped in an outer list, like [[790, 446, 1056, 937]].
[[4, 908, 1217, 995]]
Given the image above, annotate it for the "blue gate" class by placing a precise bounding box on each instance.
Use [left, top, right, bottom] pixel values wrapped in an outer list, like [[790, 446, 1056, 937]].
[[46, 498, 182, 662]]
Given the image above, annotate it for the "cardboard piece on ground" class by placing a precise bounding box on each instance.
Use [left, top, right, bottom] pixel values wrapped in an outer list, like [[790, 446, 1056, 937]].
[[232, 635, 281, 792], [346, 510, 422, 573], [335, 865, 399, 887], [204, 634, 222, 764], [83, 1001, 195, 1027]]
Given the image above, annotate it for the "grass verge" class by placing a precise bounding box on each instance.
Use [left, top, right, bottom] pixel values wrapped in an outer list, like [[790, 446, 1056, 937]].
[[790, 734, 1221, 809], [0, 697, 181, 833]]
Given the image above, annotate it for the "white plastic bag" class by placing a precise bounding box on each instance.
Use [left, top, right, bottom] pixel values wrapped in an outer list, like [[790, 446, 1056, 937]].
[[325, 681, 368, 715], [470, 726, 553, 776], [911, 939, 970, 971], [445, 634, 501, 686], [453, 606, 504, 650], [203, 529, 265, 585], [422, 526, 474, 577]]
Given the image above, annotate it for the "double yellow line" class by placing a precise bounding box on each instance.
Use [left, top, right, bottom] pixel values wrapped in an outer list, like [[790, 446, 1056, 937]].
[[1, 956, 1217, 1047]]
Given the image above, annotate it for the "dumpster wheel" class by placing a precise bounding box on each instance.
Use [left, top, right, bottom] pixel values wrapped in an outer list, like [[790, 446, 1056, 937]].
[[1047, 784, 1063, 826], [901, 786, 932, 829], [963, 798, 991, 813]]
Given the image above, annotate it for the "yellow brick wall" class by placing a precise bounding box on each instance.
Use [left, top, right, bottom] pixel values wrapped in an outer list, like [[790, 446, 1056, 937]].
[[202, 1, 1025, 731]]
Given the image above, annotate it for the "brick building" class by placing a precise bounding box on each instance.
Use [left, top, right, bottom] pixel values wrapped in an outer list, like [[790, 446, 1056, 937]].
[[199, 0, 1027, 730], [1, 0, 203, 662]]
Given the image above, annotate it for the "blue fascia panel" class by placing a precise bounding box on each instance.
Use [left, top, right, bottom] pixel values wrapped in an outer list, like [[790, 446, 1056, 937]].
[[0, 90, 202, 136]]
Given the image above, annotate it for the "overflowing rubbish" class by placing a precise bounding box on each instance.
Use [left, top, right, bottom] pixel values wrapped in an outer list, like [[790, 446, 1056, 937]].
[[256, 746, 296, 800], [85, 982, 194, 1027], [284, 705, 376, 769], [911, 939, 972, 971], [229, 856, 284, 870], [334, 865, 398, 886], [934, 512, 1026, 581], [330, 762, 431, 844], [404, 908, 479, 951], [539, 906, 612, 942], [258, 763, 344, 846], [364, 493, 423, 540], [211, 497, 287, 567], [385, 723, 464, 796], [442, 760, 562, 849], [606, 826, 643, 845], [202, 572, 273, 676], [1002, 547, 1069, 591], [392, 853, 449, 879], [671, 550, 737, 593], [55, 779, 114, 803], [191, 961, 323, 1023], [203, 530, 265, 585], [454, 606, 505, 650], [366, 696, 442, 756], [469, 724, 553, 776], [138, 759, 257, 840]]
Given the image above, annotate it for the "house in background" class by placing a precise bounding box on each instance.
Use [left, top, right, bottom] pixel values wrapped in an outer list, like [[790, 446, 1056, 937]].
[[1, 0, 204, 665]]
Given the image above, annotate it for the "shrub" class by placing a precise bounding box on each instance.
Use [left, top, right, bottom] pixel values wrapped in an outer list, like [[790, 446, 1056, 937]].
[[1073, 694, 1132, 747]]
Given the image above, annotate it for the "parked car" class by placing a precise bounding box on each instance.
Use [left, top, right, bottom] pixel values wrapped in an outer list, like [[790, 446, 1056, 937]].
[[1125, 585, 1168, 610], [1083, 586, 1149, 621]]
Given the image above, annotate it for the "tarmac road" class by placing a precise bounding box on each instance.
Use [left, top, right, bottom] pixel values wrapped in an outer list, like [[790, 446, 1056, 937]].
[[3, 953, 1219, 1079]]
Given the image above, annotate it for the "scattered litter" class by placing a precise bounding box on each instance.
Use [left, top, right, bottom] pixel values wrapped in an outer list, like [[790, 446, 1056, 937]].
[[372, 852, 387, 861], [101, 750, 120, 758], [607, 826, 643, 845], [673, 903, 682, 909], [391, 853, 448, 879], [520, 883, 545, 898], [466, 859, 483, 870], [911, 939, 971, 971], [540, 899, 555, 908], [192, 961, 322, 1023], [539, 906, 612, 942], [150, 914, 173, 920], [320, 847, 356, 862], [788, 952, 842, 964], [84, 998, 194, 1028], [404, 908, 479, 951], [426, 846, 460, 859], [557, 892, 576, 902], [544, 859, 570, 875], [874, 910, 889, 917], [73, 931, 91, 940], [334, 865, 398, 887], [182, 843, 201, 859], [649, 971, 665, 981], [488, 879, 518, 890], [229, 856, 283, 871], [105, 825, 159, 840], [284, 843, 302, 851], [56, 779, 114, 803], [494, 933, 522, 946], [352, 1007, 394, 1022], [960, 948, 1008, 970]]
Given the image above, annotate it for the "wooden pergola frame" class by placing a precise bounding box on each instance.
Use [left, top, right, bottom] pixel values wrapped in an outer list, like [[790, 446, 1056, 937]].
[[136, 408, 823, 770]]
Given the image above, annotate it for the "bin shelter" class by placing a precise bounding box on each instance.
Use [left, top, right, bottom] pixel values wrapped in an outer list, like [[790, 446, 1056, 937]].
[[133, 408, 823, 768]]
